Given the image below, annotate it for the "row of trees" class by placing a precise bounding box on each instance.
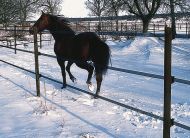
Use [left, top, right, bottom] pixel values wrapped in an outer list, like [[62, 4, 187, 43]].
[[0, 0, 63, 26], [1, 0, 189, 37], [85, 0, 190, 36]]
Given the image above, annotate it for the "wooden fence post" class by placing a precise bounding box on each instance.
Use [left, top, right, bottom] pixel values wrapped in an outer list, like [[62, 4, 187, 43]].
[[40, 32, 42, 49], [121, 22, 123, 32], [6, 38, 9, 47], [158, 23, 160, 31], [76, 22, 78, 31], [135, 23, 137, 35], [163, 26, 173, 138], [88, 22, 90, 32], [126, 21, 128, 31], [111, 21, 113, 31], [188, 23, 190, 38], [14, 25, 17, 54], [186, 22, 188, 36], [33, 27, 40, 97]]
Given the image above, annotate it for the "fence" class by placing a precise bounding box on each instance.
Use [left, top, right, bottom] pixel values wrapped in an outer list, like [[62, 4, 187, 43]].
[[1, 19, 190, 39], [0, 25, 190, 138], [67, 21, 190, 36]]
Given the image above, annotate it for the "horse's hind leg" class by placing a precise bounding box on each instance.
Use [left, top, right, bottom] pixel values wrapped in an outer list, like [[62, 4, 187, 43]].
[[66, 61, 76, 83], [75, 62, 94, 85], [95, 73, 102, 98], [57, 59, 66, 88]]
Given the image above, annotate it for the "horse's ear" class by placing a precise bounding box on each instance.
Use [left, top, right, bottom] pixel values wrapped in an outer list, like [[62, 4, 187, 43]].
[[41, 11, 45, 15]]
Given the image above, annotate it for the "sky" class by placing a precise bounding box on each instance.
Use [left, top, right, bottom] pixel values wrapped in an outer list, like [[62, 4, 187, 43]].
[[62, 0, 88, 17]]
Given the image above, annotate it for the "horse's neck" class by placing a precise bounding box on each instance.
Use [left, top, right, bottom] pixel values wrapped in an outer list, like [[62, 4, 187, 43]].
[[49, 21, 75, 40]]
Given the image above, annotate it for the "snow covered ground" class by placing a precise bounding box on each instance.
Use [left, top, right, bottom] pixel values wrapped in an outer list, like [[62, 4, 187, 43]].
[[0, 36, 190, 138]]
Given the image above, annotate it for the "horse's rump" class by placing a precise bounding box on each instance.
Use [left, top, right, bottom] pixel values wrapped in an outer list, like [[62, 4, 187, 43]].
[[74, 32, 110, 74]]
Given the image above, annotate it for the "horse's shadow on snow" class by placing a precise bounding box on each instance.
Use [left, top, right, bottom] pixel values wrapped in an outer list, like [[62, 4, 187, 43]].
[[21, 69, 84, 96]]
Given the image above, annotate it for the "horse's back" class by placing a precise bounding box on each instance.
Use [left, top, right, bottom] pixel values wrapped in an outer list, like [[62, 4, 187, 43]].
[[75, 32, 100, 42]]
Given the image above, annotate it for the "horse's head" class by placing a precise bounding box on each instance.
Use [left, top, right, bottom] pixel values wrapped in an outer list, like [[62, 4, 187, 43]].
[[29, 11, 50, 34]]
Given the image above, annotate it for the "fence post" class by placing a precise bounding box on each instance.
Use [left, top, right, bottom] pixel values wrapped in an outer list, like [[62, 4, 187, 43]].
[[6, 38, 9, 47], [135, 23, 137, 31], [40, 32, 42, 49], [186, 22, 188, 36], [76, 22, 78, 31], [158, 23, 160, 31], [121, 22, 123, 32], [126, 21, 128, 31], [88, 22, 90, 32], [14, 25, 17, 54], [135, 23, 137, 35], [111, 21, 113, 31], [33, 27, 41, 97], [163, 26, 173, 138], [188, 23, 190, 38]]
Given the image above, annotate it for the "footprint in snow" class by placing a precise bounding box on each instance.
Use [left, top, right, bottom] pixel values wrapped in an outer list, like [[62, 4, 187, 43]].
[[46, 90, 57, 96], [76, 97, 95, 107], [106, 111, 116, 115], [79, 132, 96, 138]]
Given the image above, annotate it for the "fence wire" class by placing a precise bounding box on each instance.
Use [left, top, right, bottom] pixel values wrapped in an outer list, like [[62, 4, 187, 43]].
[[1, 44, 190, 86], [1, 59, 190, 132], [0, 28, 190, 38]]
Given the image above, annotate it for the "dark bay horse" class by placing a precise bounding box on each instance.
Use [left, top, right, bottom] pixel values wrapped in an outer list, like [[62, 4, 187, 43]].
[[29, 12, 110, 97]]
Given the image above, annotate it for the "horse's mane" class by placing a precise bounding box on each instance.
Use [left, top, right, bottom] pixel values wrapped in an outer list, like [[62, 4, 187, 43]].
[[48, 14, 71, 26], [46, 14, 75, 35]]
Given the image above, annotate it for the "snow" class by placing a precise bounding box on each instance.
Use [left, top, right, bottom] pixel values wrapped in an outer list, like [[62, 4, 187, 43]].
[[0, 36, 190, 137]]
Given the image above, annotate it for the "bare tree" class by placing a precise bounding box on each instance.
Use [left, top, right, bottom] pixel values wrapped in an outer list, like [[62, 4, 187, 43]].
[[159, 0, 190, 38], [0, 0, 40, 26], [39, 0, 63, 14], [160, 0, 190, 13], [17, 0, 39, 23], [85, 0, 108, 31], [123, 0, 161, 33], [0, 0, 20, 26], [106, 0, 123, 31], [85, 0, 108, 17]]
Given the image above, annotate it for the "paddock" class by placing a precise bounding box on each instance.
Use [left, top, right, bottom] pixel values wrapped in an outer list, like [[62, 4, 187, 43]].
[[0, 18, 190, 137]]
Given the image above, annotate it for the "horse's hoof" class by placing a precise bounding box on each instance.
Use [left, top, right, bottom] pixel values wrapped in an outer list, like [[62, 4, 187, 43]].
[[61, 85, 66, 89], [71, 77, 77, 83], [88, 83, 95, 92], [93, 94, 99, 99]]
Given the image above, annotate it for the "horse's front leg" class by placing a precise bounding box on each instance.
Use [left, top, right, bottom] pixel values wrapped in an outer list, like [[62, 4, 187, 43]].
[[66, 61, 76, 83], [57, 59, 67, 88]]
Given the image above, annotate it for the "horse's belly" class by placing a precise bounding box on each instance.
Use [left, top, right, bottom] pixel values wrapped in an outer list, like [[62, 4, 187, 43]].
[[54, 45, 72, 60]]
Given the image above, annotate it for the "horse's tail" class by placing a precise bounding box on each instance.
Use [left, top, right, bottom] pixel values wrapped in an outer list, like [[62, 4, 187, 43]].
[[93, 37, 111, 75]]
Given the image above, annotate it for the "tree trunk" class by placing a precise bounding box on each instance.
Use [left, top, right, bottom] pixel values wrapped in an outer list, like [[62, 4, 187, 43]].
[[170, 0, 176, 39], [115, 12, 119, 31], [142, 19, 150, 33]]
